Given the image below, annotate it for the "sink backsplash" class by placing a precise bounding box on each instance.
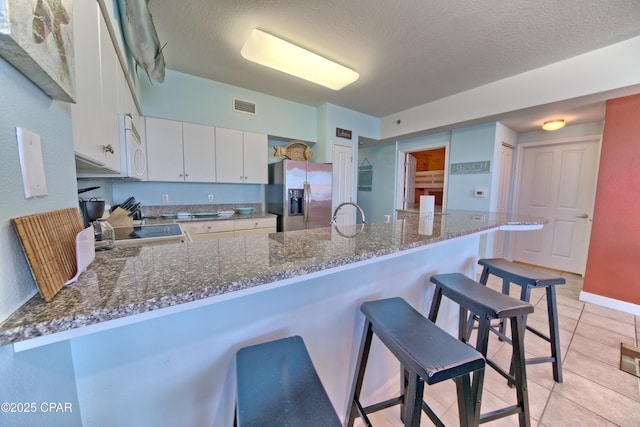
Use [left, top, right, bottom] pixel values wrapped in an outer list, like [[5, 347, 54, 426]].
[[142, 203, 262, 218]]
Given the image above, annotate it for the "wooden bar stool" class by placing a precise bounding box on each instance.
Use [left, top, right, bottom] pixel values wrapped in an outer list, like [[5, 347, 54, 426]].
[[235, 335, 341, 427], [429, 273, 534, 427], [478, 258, 565, 383], [347, 297, 485, 427]]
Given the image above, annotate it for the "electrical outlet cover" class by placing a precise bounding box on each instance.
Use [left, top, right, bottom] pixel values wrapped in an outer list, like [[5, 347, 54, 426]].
[[16, 128, 48, 198]]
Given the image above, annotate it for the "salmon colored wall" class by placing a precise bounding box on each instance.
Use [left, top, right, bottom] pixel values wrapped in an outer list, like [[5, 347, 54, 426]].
[[583, 94, 640, 304]]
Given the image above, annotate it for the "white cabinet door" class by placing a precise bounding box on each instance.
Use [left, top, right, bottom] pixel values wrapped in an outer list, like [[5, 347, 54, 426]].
[[215, 127, 244, 183], [182, 122, 216, 182], [146, 117, 184, 181], [215, 128, 267, 183], [98, 12, 120, 172], [242, 132, 268, 184], [72, 1, 109, 168]]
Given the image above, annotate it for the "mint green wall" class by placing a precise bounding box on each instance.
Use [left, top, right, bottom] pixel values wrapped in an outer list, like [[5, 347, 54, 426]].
[[357, 132, 450, 222], [357, 125, 501, 222], [357, 142, 398, 222], [139, 69, 317, 141], [0, 58, 82, 425], [316, 103, 379, 163], [0, 60, 79, 318], [447, 123, 497, 210], [111, 181, 262, 206]]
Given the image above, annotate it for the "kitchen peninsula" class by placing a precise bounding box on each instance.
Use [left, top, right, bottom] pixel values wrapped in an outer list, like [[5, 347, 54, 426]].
[[0, 211, 544, 426]]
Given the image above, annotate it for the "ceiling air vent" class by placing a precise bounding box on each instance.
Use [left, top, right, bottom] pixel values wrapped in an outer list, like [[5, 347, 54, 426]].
[[233, 98, 256, 115]]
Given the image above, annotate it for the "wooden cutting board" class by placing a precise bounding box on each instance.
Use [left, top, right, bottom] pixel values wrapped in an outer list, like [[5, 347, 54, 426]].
[[11, 207, 85, 301]]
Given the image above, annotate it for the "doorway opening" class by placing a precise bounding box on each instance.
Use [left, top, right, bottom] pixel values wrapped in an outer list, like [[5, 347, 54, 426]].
[[396, 144, 448, 211]]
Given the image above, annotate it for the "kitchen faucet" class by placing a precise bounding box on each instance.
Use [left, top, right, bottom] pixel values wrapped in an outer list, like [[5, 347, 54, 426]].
[[331, 201, 366, 225]]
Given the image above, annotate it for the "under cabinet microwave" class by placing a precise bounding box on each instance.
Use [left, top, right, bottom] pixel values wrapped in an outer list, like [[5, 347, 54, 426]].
[[76, 114, 147, 180]]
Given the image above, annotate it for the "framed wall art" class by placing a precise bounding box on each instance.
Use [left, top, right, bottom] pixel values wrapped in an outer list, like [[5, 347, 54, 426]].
[[0, 0, 75, 102]]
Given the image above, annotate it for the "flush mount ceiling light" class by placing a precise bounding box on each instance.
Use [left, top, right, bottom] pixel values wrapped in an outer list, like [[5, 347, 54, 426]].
[[241, 29, 359, 90], [542, 120, 566, 131]]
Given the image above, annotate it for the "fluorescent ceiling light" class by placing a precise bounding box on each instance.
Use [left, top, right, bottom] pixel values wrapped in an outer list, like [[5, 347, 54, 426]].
[[542, 120, 566, 131], [241, 29, 359, 90]]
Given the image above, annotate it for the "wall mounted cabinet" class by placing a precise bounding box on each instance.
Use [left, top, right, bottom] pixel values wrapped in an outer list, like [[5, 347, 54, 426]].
[[72, 1, 121, 172], [145, 117, 216, 182], [215, 128, 268, 184]]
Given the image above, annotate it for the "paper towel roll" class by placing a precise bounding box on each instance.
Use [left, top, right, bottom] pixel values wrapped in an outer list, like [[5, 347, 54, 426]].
[[418, 216, 434, 235], [419, 195, 435, 218]]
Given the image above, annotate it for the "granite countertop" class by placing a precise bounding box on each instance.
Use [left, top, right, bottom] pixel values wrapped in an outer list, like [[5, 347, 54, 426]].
[[0, 210, 545, 347]]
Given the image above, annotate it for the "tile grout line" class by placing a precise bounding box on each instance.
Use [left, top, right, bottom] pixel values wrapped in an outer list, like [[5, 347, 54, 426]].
[[535, 298, 584, 426]]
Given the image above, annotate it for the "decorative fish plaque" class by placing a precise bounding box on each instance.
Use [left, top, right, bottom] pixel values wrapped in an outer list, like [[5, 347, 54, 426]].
[[273, 141, 313, 161]]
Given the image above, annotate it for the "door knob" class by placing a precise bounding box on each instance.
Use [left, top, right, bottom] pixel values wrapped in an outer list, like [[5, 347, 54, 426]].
[[576, 213, 589, 219]]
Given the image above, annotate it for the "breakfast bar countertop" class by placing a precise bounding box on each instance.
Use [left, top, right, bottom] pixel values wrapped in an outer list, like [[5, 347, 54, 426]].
[[0, 210, 545, 348]]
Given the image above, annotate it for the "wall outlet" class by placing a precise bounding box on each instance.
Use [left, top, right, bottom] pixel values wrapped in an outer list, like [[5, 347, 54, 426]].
[[208, 194, 214, 202], [161, 194, 169, 203], [474, 188, 487, 199]]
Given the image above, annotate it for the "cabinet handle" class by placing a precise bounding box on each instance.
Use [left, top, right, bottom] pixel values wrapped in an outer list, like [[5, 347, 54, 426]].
[[179, 173, 184, 177], [102, 144, 114, 154]]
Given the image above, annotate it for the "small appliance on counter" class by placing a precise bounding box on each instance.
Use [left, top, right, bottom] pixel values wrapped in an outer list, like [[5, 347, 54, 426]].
[[78, 195, 116, 250], [94, 220, 114, 250]]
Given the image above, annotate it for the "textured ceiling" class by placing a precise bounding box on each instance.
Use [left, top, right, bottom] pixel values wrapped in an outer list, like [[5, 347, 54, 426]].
[[147, 0, 640, 132]]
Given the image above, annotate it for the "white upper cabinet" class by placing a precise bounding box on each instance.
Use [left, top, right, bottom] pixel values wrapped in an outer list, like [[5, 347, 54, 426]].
[[72, 1, 121, 172], [145, 117, 216, 182], [146, 117, 183, 181], [98, 12, 120, 170], [215, 128, 267, 184], [242, 131, 268, 183], [182, 122, 216, 182], [214, 127, 244, 183]]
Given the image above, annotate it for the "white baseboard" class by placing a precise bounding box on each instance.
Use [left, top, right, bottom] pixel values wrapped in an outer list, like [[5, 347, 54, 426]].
[[579, 291, 640, 316]]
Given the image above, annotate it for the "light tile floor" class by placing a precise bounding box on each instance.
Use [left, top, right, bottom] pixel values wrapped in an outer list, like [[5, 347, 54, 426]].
[[354, 268, 640, 426]]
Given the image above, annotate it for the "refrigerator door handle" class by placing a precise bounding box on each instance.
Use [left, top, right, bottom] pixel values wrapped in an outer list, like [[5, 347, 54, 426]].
[[304, 181, 311, 223]]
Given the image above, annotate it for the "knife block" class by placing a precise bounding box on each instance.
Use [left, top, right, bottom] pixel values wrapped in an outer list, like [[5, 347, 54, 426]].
[[106, 207, 133, 227]]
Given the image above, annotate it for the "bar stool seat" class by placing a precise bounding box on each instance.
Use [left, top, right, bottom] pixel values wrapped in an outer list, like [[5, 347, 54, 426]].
[[347, 297, 485, 427], [429, 273, 534, 427], [478, 258, 565, 383], [235, 335, 341, 427]]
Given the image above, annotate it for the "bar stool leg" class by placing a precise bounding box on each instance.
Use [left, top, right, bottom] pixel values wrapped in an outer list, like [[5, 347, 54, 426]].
[[470, 316, 491, 421], [404, 373, 424, 427], [546, 285, 563, 382], [497, 278, 511, 336], [348, 321, 374, 427], [454, 370, 477, 427], [510, 315, 531, 427]]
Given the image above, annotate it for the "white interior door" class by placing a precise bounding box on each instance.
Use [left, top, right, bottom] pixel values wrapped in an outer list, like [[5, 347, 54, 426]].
[[513, 137, 601, 275], [403, 154, 417, 209], [332, 143, 355, 226]]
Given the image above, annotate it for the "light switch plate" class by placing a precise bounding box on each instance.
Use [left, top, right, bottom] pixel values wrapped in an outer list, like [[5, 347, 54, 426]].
[[16, 127, 48, 198]]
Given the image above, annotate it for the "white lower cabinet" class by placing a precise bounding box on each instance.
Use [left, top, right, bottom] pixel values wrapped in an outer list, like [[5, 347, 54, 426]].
[[181, 217, 276, 241], [233, 217, 277, 237]]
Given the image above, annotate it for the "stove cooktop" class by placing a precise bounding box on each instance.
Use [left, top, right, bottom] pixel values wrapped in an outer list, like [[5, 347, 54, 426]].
[[114, 224, 183, 241]]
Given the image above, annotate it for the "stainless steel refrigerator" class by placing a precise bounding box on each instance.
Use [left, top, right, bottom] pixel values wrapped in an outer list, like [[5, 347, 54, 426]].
[[267, 160, 333, 231]]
